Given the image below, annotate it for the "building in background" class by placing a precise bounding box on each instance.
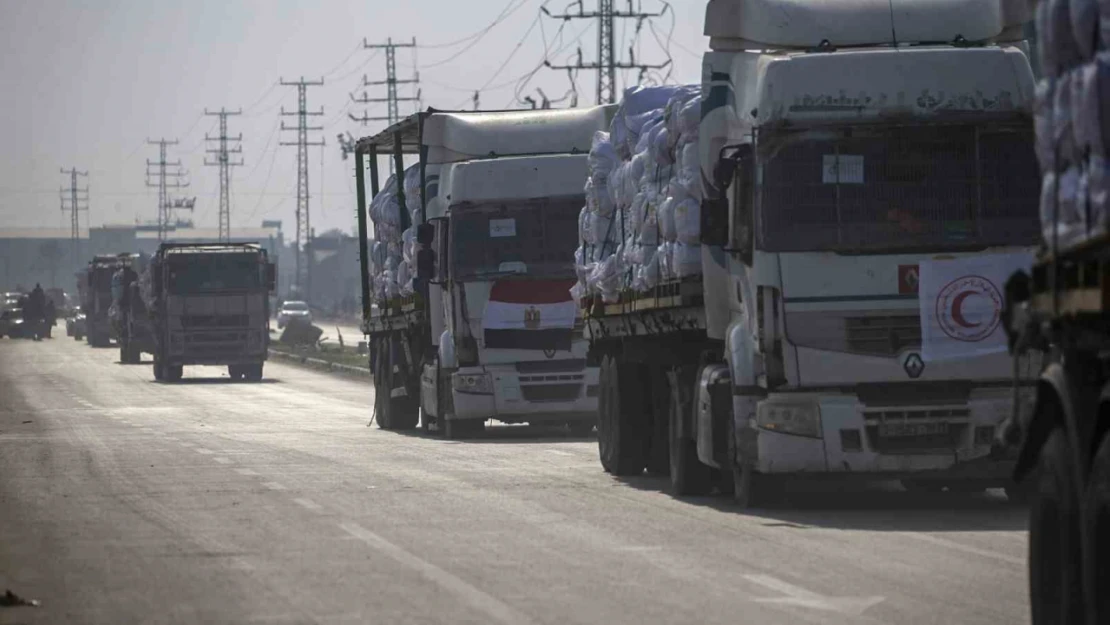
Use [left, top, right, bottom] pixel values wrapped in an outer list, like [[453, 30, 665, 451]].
[[307, 229, 361, 318]]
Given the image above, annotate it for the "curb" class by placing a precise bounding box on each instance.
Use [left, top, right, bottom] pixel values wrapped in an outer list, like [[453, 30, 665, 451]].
[[269, 348, 371, 379]]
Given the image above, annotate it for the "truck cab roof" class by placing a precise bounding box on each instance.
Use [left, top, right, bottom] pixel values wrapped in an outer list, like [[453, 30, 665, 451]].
[[705, 0, 1029, 50]]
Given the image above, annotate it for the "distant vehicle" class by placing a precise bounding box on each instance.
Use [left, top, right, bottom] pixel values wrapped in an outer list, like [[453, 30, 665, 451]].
[[276, 300, 312, 329], [83, 255, 119, 347], [0, 308, 32, 339], [143, 242, 275, 382], [2, 292, 23, 311], [66, 306, 86, 340]]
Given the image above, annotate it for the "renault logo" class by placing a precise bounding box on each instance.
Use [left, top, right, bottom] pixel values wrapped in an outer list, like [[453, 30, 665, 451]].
[[903, 352, 925, 379]]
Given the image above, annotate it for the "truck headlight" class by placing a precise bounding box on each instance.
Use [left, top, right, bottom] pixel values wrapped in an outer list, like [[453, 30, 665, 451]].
[[756, 401, 821, 438], [452, 372, 493, 395]]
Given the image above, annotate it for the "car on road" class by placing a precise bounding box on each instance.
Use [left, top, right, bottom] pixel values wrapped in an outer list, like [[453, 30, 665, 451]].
[[3, 292, 23, 311], [0, 308, 32, 339], [276, 300, 312, 329], [66, 305, 87, 340]]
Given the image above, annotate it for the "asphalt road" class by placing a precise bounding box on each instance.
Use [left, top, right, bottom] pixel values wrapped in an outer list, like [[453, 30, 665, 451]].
[[0, 333, 1031, 625]]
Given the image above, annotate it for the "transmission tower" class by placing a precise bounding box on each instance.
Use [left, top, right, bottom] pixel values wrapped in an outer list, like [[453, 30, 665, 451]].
[[59, 168, 88, 265], [349, 38, 420, 127], [145, 139, 190, 241], [279, 77, 325, 302], [204, 108, 244, 242], [542, 0, 670, 104]]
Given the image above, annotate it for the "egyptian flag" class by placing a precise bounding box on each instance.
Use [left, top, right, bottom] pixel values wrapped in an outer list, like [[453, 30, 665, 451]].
[[483, 279, 577, 351]]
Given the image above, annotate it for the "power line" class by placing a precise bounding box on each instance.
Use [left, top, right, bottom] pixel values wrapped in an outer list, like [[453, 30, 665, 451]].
[[418, 0, 531, 50], [59, 168, 88, 263], [204, 108, 244, 242], [541, 0, 671, 104], [145, 139, 192, 240], [279, 77, 325, 301], [349, 38, 420, 130]]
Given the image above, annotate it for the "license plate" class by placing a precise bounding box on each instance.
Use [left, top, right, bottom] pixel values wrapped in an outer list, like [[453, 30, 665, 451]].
[[878, 422, 948, 438]]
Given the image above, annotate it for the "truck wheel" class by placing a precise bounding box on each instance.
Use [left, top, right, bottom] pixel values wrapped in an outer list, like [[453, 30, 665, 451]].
[[646, 367, 671, 477], [1084, 431, 1110, 623], [668, 371, 712, 496], [153, 360, 164, 381], [372, 338, 419, 431], [1029, 426, 1085, 625], [228, 365, 244, 381], [597, 355, 648, 476], [245, 364, 263, 382], [728, 414, 767, 508], [165, 365, 183, 382]]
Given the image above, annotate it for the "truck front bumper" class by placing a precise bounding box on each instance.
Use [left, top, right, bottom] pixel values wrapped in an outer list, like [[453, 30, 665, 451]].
[[448, 364, 599, 423], [744, 389, 1021, 484]]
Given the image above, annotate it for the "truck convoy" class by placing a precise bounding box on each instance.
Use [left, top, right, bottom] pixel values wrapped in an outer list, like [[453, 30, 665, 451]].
[[1002, 0, 1109, 622], [139, 243, 274, 382], [83, 255, 118, 347], [111, 252, 154, 365], [577, 0, 1042, 505], [352, 107, 612, 437]]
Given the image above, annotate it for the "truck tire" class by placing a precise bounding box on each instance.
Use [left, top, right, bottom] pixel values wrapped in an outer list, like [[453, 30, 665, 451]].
[[153, 359, 164, 381], [245, 364, 264, 382], [164, 365, 183, 382], [373, 337, 419, 431], [597, 355, 648, 476], [728, 413, 767, 508], [1029, 426, 1085, 625], [228, 365, 244, 381], [1085, 430, 1110, 624], [646, 367, 671, 477], [668, 370, 712, 496]]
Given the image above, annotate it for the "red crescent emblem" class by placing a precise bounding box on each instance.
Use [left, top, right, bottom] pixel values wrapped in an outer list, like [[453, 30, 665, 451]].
[[935, 275, 1002, 342]]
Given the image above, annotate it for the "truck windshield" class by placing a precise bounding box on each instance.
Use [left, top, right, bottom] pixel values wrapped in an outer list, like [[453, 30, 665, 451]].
[[450, 197, 581, 280], [756, 121, 1041, 253], [166, 253, 261, 294]]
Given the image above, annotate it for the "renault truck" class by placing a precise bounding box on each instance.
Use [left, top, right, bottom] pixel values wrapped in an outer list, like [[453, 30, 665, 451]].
[[352, 107, 613, 438], [584, 0, 1042, 505]]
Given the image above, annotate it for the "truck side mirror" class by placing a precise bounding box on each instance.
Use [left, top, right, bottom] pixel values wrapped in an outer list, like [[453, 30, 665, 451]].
[[416, 248, 436, 283], [415, 223, 435, 247], [732, 154, 755, 266], [265, 263, 276, 292], [701, 144, 753, 253]]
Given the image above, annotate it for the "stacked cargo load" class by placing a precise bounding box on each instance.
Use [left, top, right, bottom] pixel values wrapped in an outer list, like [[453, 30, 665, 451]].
[[574, 85, 702, 303], [367, 164, 423, 304], [1035, 0, 1109, 252]]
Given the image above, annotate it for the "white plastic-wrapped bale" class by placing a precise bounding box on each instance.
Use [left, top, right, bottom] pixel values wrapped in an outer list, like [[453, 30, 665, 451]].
[[1070, 0, 1100, 59]]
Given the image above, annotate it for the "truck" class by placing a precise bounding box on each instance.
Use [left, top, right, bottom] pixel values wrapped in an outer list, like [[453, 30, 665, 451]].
[[144, 243, 275, 382], [83, 255, 118, 347], [351, 107, 613, 438], [581, 0, 1043, 505], [111, 253, 155, 364], [1000, 0, 1108, 622]]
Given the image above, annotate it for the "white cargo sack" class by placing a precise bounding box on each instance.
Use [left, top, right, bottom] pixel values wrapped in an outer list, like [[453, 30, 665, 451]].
[[919, 253, 1035, 361], [1035, 79, 1055, 172]]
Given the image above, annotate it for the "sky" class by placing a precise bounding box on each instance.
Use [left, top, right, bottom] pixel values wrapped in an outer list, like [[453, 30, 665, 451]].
[[0, 0, 706, 237]]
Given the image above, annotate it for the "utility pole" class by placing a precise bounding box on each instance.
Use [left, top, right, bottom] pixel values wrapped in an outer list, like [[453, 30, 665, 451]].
[[204, 108, 244, 242], [542, 0, 671, 105], [349, 37, 420, 128], [279, 77, 325, 302], [59, 168, 88, 267], [145, 139, 189, 241]]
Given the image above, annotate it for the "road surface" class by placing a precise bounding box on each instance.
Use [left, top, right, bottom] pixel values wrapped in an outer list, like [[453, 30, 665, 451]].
[[0, 335, 1030, 624]]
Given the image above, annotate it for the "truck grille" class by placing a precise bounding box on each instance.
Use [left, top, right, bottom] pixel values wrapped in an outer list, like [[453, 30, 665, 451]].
[[864, 423, 968, 453], [844, 315, 921, 356], [521, 384, 582, 402], [181, 314, 249, 328]]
